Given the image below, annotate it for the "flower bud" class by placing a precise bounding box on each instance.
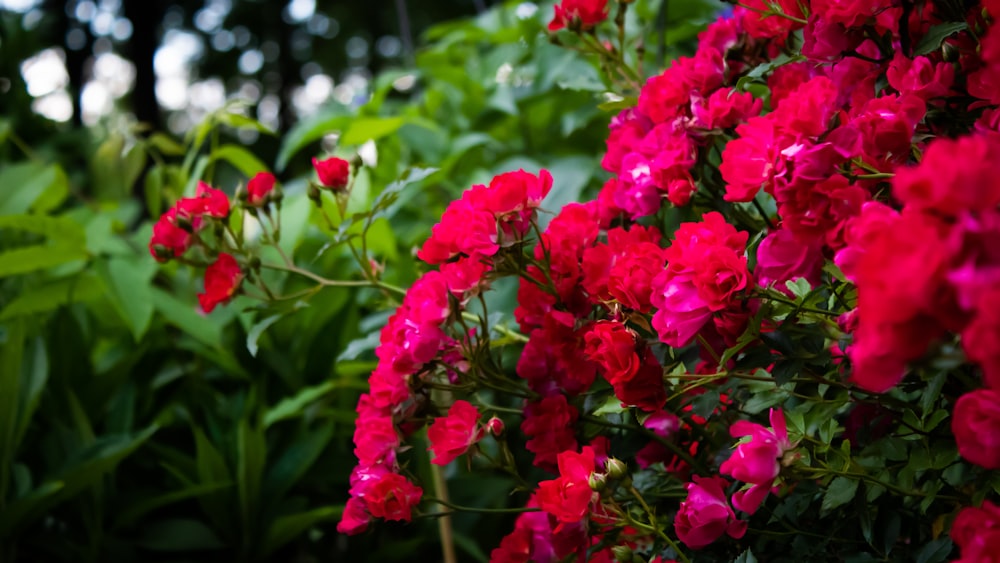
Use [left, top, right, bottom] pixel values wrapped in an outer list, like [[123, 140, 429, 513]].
[[307, 183, 322, 204], [312, 156, 351, 191], [486, 416, 505, 438], [611, 545, 633, 562], [588, 472, 607, 492], [605, 457, 627, 479]]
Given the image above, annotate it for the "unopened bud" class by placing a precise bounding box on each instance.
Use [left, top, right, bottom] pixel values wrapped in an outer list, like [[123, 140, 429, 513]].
[[606, 457, 627, 479], [611, 545, 633, 562], [236, 185, 248, 202], [487, 416, 505, 438], [249, 256, 262, 271], [307, 183, 322, 204], [588, 472, 607, 492]]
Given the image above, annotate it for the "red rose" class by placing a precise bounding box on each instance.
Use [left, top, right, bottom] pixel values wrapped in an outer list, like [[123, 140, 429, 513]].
[[548, 0, 608, 32], [364, 472, 423, 522], [148, 208, 192, 262], [246, 171, 276, 207], [963, 290, 1000, 389], [692, 245, 754, 311], [952, 389, 1000, 469], [197, 253, 243, 313], [951, 501, 1000, 562], [611, 350, 667, 412], [427, 400, 485, 466], [536, 446, 597, 524], [607, 242, 665, 312], [674, 475, 747, 550], [312, 156, 351, 190], [584, 321, 640, 386]]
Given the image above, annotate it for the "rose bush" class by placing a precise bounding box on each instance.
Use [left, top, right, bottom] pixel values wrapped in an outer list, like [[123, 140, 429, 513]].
[[143, 0, 1000, 561]]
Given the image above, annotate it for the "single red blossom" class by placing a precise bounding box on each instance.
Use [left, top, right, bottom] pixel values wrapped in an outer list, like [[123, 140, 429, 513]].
[[352, 411, 401, 466], [952, 501, 1000, 562], [198, 253, 243, 313], [755, 229, 824, 293], [674, 475, 747, 549], [547, 0, 609, 32], [952, 389, 1000, 469], [811, 0, 896, 28], [611, 350, 668, 412], [720, 409, 794, 514], [246, 171, 276, 206], [893, 134, 1000, 217], [693, 88, 763, 130], [363, 472, 423, 522], [336, 497, 371, 535], [194, 181, 231, 218], [536, 446, 597, 524], [312, 156, 351, 190], [149, 208, 193, 262], [427, 400, 485, 466], [584, 321, 641, 386]]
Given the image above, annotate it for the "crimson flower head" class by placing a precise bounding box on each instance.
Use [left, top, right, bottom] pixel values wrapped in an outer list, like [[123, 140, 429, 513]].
[[674, 475, 747, 549], [149, 208, 192, 262], [427, 400, 485, 466], [198, 253, 243, 313], [548, 0, 609, 32], [312, 156, 351, 190], [719, 408, 795, 514], [536, 446, 598, 525], [246, 172, 276, 207]]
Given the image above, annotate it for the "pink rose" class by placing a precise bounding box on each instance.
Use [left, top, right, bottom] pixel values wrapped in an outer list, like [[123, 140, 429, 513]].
[[674, 475, 747, 549], [952, 389, 1000, 469]]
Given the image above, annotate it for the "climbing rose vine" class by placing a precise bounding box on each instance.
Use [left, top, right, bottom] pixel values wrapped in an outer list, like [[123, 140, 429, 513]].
[[152, 0, 1000, 561]]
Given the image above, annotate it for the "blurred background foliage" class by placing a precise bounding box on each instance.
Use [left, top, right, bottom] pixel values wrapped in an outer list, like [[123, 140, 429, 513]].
[[0, 0, 721, 560]]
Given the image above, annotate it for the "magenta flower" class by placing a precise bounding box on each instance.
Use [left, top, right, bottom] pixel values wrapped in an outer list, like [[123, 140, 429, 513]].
[[719, 408, 795, 514]]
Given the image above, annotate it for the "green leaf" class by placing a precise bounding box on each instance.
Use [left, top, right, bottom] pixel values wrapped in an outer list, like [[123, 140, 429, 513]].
[[263, 420, 334, 503], [592, 395, 626, 416], [211, 143, 270, 178], [0, 319, 26, 504], [246, 314, 283, 357], [148, 132, 186, 156], [261, 505, 343, 557], [150, 287, 223, 349], [822, 476, 859, 512], [0, 214, 86, 244], [113, 481, 234, 528], [0, 426, 157, 534], [192, 427, 232, 536], [0, 245, 88, 278], [13, 337, 48, 450], [217, 112, 276, 135], [97, 256, 157, 340], [733, 548, 759, 563], [264, 380, 338, 428], [340, 116, 407, 146], [236, 420, 266, 539], [913, 22, 967, 56], [136, 518, 226, 552], [0, 273, 104, 320], [0, 162, 69, 215], [915, 538, 953, 563]]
